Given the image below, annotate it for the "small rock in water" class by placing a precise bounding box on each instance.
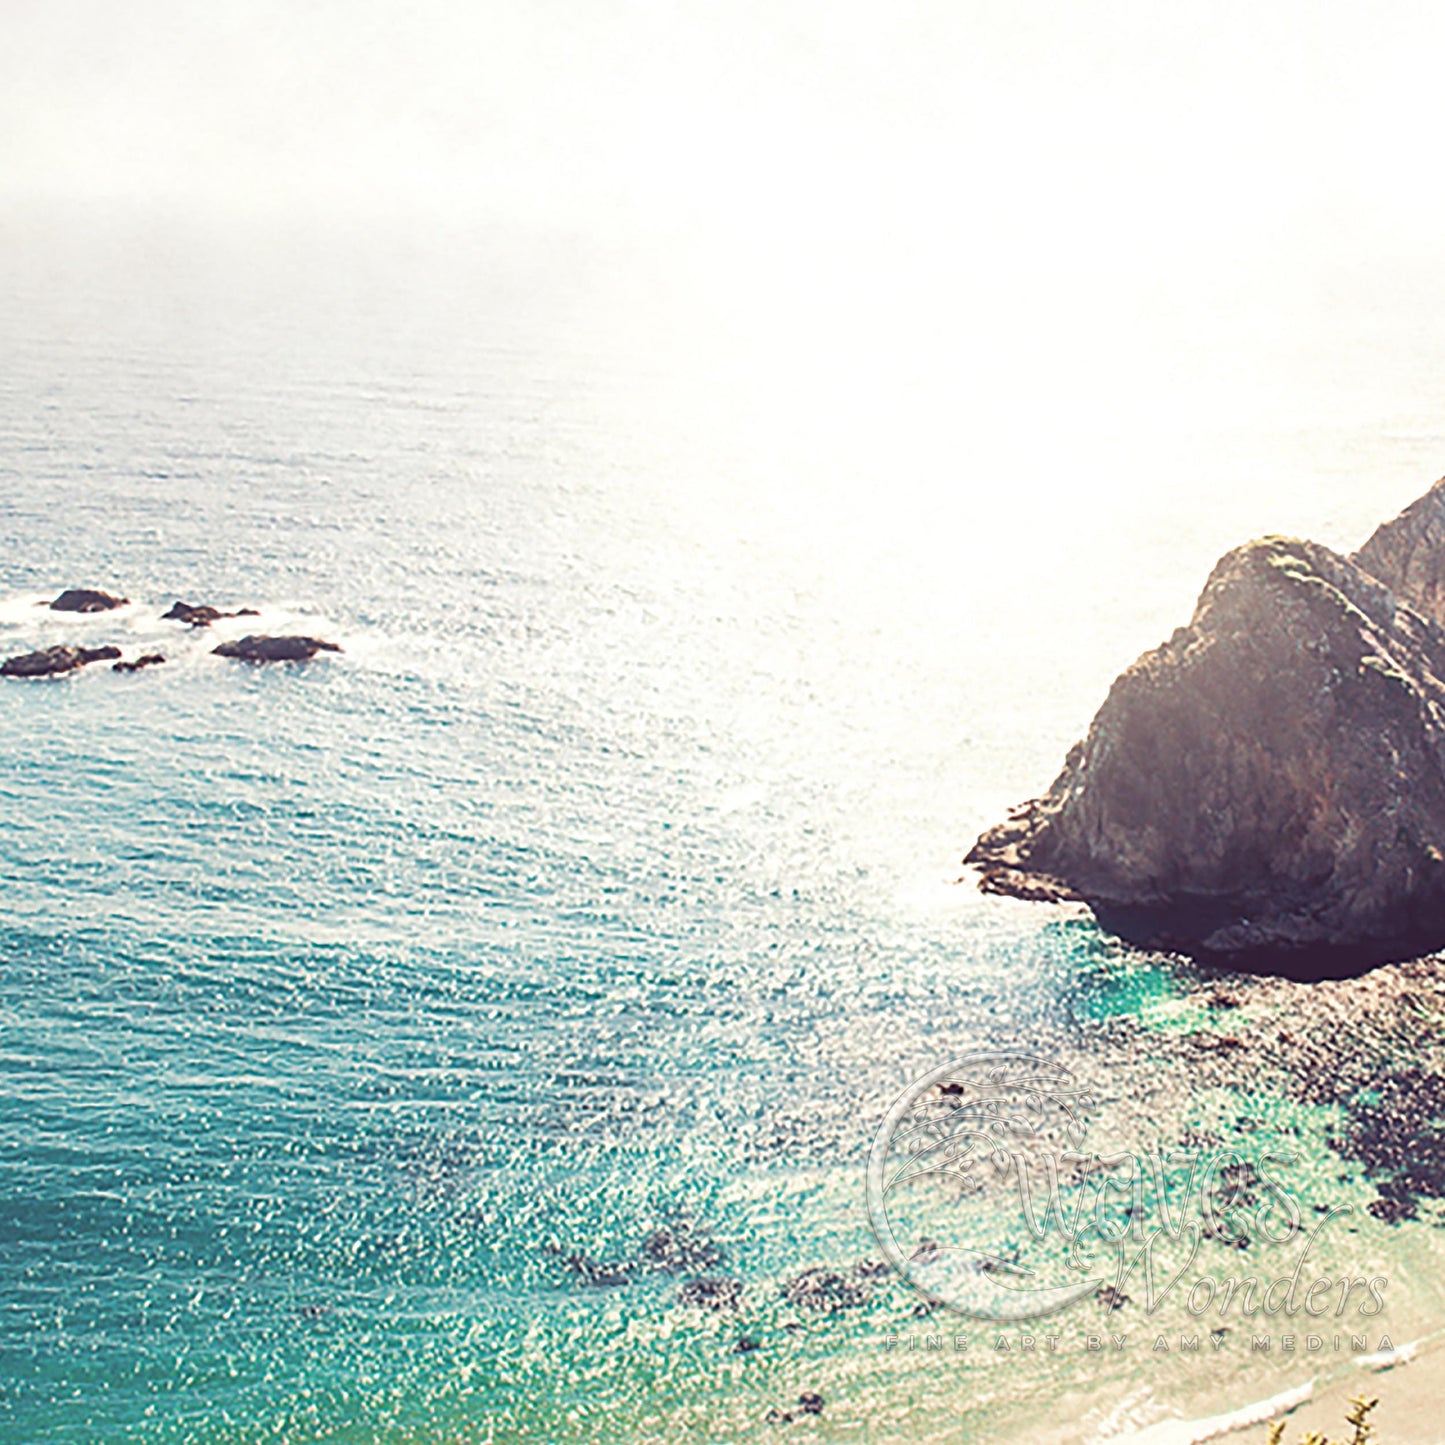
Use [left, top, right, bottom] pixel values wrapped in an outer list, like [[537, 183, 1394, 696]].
[[563, 1253, 634, 1288], [1368, 1194, 1416, 1225], [642, 1223, 725, 1273], [50, 588, 127, 613], [852, 1259, 891, 1278], [765, 1395, 824, 1425], [2, 645, 121, 677], [780, 1268, 867, 1312], [213, 635, 342, 663], [163, 600, 260, 627], [113, 654, 166, 674], [678, 1275, 743, 1311]]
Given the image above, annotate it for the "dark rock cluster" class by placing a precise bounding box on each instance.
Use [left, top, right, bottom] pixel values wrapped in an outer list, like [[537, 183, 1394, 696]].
[[677, 1275, 742, 1311], [766, 1392, 825, 1424], [1, 644, 120, 677], [3, 589, 341, 680], [780, 1267, 869, 1312], [967, 478, 1445, 976]]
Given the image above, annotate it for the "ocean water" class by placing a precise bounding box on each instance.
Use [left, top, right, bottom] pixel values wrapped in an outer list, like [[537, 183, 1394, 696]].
[[5, 215, 1445, 1443]]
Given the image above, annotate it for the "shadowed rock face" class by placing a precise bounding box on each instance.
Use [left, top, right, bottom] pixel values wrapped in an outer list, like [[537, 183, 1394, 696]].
[[967, 515, 1445, 977], [1, 645, 122, 677], [50, 589, 127, 613], [1354, 477, 1445, 626], [212, 635, 341, 662]]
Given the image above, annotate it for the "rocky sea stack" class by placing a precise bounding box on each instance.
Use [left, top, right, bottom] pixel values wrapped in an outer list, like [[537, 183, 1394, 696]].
[[163, 600, 259, 627], [213, 635, 342, 663], [967, 478, 1445, 978], [50, 588, 127, 613], [2, 644, 122, 677]]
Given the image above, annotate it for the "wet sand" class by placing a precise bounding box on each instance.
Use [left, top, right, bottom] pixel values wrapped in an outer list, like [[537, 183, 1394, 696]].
[[1222, 1335, 1445, 1444]]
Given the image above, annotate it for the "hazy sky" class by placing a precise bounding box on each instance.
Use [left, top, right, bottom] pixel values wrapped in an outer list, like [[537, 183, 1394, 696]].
[[7, 0, 1445, 250], [8, 1, 1445, 575]]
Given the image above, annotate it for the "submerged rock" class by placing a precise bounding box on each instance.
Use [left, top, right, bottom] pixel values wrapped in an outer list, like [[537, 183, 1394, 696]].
[[678, 1276, 743, 1311], [967, 506, 1445, 977], [641, 1223, 725, 1273], [113, 654, 166, 674], [563, 1253, 635, 1289], [780, 1268, 868, 1312], [50, 588, 127, 613], [2, 644, 121, 677], [213, 635, 341, 663], [162, 600, 260, 627]]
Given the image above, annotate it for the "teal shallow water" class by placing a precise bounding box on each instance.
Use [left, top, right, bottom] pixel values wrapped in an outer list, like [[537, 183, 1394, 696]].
[[5, 223, 1445, 1442]]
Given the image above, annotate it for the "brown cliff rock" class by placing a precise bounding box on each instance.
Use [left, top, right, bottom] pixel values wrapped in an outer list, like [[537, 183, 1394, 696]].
[[967, 525, 1445, 977], [1353, 476, 1445, 625]]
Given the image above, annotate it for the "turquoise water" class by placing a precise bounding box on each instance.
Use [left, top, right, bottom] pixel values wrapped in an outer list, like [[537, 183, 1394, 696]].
[[5, 219, 1445, 1443]]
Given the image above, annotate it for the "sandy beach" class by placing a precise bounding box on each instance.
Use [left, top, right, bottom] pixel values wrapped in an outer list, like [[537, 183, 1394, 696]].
[[1140, 1333, 1445, 1445], [1240, 1349, 1445, 1445]]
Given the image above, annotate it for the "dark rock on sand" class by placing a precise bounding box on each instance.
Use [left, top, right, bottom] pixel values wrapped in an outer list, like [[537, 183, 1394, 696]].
[[2, 644, 121, 677], [766, 1394, 825, 1425], [163, 600, 260, 627], [213, 635, 341, 663], [967, 511, 1445, 977], [50, 588, 127, 613], [113, 654, 166, 674]]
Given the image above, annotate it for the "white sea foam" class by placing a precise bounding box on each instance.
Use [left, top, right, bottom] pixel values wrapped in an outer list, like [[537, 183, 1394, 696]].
[[1105, 1379, 1314, 1445], [0, 590, 58, 625], [1357, 1332, 1428, 1370], [0, 593, 364, 678]]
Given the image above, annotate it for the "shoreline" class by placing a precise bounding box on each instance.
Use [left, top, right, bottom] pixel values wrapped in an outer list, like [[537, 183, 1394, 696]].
[[1106, 1329, 1445, 1445]]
